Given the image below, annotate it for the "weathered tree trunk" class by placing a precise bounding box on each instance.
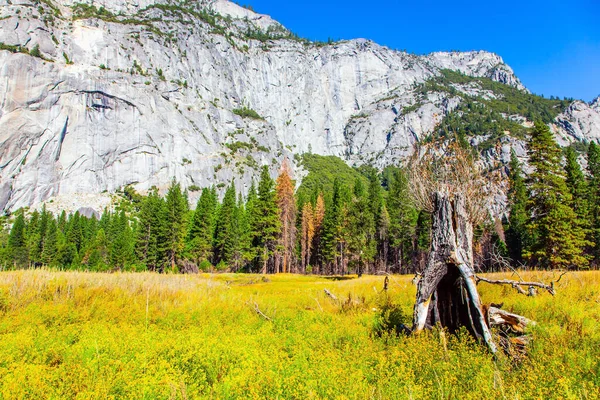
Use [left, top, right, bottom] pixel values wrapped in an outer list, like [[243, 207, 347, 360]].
[[412, 192, 497, 353]]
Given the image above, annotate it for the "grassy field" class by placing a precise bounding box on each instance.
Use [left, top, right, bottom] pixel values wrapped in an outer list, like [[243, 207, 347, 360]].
[[0, 270, 598, 399]]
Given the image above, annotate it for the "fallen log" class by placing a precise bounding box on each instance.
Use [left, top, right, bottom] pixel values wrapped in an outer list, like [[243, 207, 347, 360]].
[[475, 276, 555, 296], [486, 306, 536, 333]]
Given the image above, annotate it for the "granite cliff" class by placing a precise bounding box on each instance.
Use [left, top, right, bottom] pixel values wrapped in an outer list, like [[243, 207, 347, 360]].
[[0, 0, 598, 213]]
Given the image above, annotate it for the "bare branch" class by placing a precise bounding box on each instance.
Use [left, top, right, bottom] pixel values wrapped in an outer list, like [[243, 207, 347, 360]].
[[249, 302, 272, 321], [476, 276, 556, 295], [324, 289, 338, 302]]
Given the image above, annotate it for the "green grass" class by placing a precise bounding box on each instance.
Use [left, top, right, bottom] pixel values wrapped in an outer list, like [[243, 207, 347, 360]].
[[0, 270, 597, 399]]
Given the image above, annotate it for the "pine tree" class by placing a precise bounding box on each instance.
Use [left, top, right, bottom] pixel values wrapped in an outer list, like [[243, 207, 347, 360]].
[[251, 166, 280, 273], [161, 181, 188, 271], [136, 190, 164, 270], [66, 212, 83, 252], [213, 182, 239, 267], [242, 182, 258, 267], [347, 178, 376, 275], [110, 210, 133, 270], [321, 179, 350, 274], [376, 203, 390, 273], [300, 202, 315, 273], [41, 217, 58, 266], [275, 161, 297, 273], [312, 193, 325, 273], [186, 187, 218, 266], [505, 150, 529, 264], [87, 228, 109, 271], [525, 122, 590, 268], [587, 141, 600, 261], [8, 212, 28, 268], [56, 229, 77, 268], [387, 168, 418, 273]]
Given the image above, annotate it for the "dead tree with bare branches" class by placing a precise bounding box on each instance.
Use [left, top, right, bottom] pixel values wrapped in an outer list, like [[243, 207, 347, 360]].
[[406, 142, 550, 354]]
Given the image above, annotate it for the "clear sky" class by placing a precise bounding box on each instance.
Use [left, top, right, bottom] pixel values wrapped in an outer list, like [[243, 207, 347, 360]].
[[242, 0, 600, 102]]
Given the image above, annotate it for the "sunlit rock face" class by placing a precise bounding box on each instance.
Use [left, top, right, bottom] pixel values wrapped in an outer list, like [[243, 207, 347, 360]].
[[0, 0, 598, 213]]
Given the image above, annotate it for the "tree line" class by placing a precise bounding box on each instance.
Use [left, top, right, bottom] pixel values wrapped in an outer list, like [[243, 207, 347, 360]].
[[505, 122, 600, 269], [1, 122, 599, 273], [0, 162, 427, 274]]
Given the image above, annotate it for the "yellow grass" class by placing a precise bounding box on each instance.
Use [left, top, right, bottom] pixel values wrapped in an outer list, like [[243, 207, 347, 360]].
[[0, 270, 598, 399]]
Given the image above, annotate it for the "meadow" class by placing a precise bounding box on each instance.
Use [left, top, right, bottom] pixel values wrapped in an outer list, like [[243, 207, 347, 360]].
[[0, 270, 598, 399]]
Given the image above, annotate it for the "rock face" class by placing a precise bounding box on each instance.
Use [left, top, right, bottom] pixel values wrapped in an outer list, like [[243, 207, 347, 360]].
[[0, 0, 599, 213]]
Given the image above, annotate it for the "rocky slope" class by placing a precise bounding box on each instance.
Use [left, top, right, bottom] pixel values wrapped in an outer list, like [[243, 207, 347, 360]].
[[0, 0, 598, 213]]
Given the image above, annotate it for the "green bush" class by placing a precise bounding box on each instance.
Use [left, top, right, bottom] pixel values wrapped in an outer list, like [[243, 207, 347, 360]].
[[232, 107, 263, 120]]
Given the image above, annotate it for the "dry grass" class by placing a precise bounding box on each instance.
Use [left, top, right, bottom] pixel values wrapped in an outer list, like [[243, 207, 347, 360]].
[[0, 270, 598, 399]]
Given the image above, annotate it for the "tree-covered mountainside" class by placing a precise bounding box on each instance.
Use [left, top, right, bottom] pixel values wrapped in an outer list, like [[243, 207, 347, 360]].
[[423, 70, 572, 149], [3, 125, 600, 272]]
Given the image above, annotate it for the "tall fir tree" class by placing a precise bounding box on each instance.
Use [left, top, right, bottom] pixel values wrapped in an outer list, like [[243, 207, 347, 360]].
[[186, 187, 218, 266], [251, 166, 280, 273], [213, 182, 239, 267], [135, 190, 164, 270], [110, 210, 134, 270], [312, 193, 325, 273], [524, 122, 590, 268], [41, 217, 58, 266], [8, 212, 28, 268], [347, 178, 376, 275], [300, 202, 315, 273], [387, 168, 418, 272], [587, 141, 600, 261], [505, 150, 529, 264], [161, 181, 188, 271]]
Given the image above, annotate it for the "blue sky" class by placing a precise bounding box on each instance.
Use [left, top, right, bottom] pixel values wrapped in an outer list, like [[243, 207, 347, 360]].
[[242, 0, 599, 102]]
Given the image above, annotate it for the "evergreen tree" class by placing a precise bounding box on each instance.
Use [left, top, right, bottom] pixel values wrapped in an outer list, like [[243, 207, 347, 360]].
[[56, 229, 77, 268], [312, 193, 325, 273], [26, 210, 42, 266], [87, 228, 109, 271], [41, 218, 58, 266], [251, 166, 280, 273], [242, 182, 258, 267], [321, 178, 351, 274], [387, 168, 418, 272], [213, 183, 239, 267], [8, 212, 28, 268], [136, 190, 164, 270], [186, 187, 218, 266], [66, 212, 83, 252], [161, 181, 188, 271], [300, 202, 315, 273], [347, 178, 376, 275], [587, 141, 600, 261], [110, 210, 133, 270], [376, 203, 391, 273], [505, 150, 529, 264], [524, 122, 590, 268]]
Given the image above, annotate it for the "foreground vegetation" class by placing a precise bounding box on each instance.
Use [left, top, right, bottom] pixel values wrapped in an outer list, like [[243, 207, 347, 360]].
[[0, 270, 598, 399]]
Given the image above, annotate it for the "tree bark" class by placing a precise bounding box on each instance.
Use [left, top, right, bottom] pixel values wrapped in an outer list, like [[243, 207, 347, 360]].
[[412, 192, 497, 353]]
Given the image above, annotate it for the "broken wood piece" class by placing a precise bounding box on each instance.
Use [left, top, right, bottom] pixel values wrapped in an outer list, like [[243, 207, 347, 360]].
[[251, 302, 272, 321], [487, 306, 535, 333], [324, 289, 338, 301], [475, 276, 556, 295]]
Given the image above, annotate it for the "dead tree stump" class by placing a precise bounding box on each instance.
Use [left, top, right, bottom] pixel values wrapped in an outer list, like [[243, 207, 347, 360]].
[[412, 191, 497, 353]]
